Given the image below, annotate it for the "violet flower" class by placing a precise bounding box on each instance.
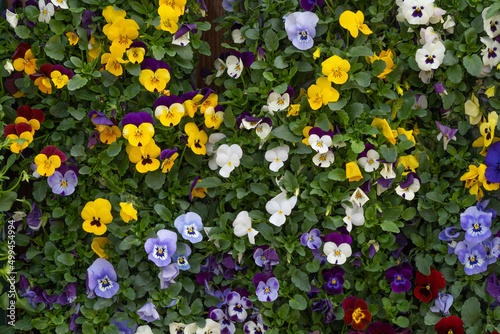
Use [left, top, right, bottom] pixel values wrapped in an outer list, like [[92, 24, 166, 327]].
[[456, 241, 488, 275], [484, 141, 500, 183], [210, 308, 235, 334], [88, 110, 113, 126], [429, 293, 454, 315], [300, 0, 323, 11], [27, 203, 42, 231], [172, 244, 192, 270], [301, 228, 322, 249], [253, 247, 279, 267], [56, 282, 77, 305], [227, 291, 253, 322], [159, 263, 179, 289], [311, 299, 336, 323], [214, 288, 231, 308], [81, 10, 96, 36], [144, 229, 177, 267], [435, 121, 458, 150], [438, 227, 460, 254], [460, 205, 492, 243], [121, 111, 154, 127], [284, 12, 319, 50], [486, 272, 500, 302], [434, 82, 447, 95], [385, 263, 413, 293], [111, 319, 137, 334], [47, 168, 78, 196], [322, 267, 344, 294], [86, 258, 119, 298], [255, 277, 279, 302], [174, 212, 204, 243], [137, 302, 160, 323]]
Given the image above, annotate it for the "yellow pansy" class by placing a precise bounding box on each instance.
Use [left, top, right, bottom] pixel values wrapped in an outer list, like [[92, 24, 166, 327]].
[[105, 18, 140, 52], [479, 111, 499, 147], [13, 49, 38, 75], [139, 68, 171, 92], [161, 151, 179, 173], [485, 86, 496, 98], [397, 155, 419, 175], [313, 47, 321, 59], [472, 136, 500, 156], [101, 44, 129, 77], [200, 93, 218, 114], [91, 237, 112, 259], [155, 103, 185, 127], [397, 127, 416, 144], [51, 70, 69, 89], [97, 124, 121, 145], [307, 76, 339, 110], [367, 50, 396, 79], [126, 47, 146, 64], [302, 126, 313, 145], [185, 122, 207, 155], [204, 106, 224, 129], [122, 123, 155, 147], [34, 154, 61, 177], [7, 132, 33, 154], [183, 99, 198, 118], [81, 198, 113, 235], [371, 118, 398, 145], [287, 104, 300, 117], [102, 5, 127, 35], [464, 93, 482, 125], [321, 55, 351, 85], [128, 140, 161, 173], [159, 0, 186, 16], [478, 164, 500, 192], [157, 5, 179, 34], [88, 35, 102, 62], [339, 10, 373, 38], [346, 161, 363, 182], [119, 202, 138, 222], [65, 32, 79, 45]]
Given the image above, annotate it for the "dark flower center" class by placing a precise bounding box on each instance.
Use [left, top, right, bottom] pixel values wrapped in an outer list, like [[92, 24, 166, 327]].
[[91, 218, 101, 227]]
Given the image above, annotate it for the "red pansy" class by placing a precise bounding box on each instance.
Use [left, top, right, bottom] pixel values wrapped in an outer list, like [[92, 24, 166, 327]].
[[414, 269, 446, 302], [434, 316, 464, 334], [343, 296, 372, 330]]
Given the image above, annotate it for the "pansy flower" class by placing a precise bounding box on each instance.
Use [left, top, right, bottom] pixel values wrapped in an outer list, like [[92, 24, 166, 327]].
[[81, 198, 113, 235], [122, 113, 155, 147], [174, 212, 203, 244], [160, 147, 179, 173], [173, 24, 197, 46], [301, 228, 322, 250], [434, 316, 464, 334], [342, 296, 371, 330], [255, 276, 279, 302], [137, 302, 160, 323], [215, 144, 243, 178], [435, 121, 458, 150], [385, 263, 413, 293], [189, 176, 207, 201], [455, 240, 488, 275], [13, 48, 38, 75], [30, 64, 53, 94], [209, 308, 235, 334], [267, 86, 294, 114], [321, 55, 350, 85], [86, 258, 119, 298], [339, 10, 373, 38], [256, 117, 273, 141], [155, 95, 185, 127], [47, 164, 78, 196], [140, 58, 171, 92], [284, 11, 319, 50], [253, 247, 279, 267], [357, 149, 380, 172], [265, 191, 297, 226], [50, 65, 74, 89], [127, 140, 161, 173], [307, 76, 339, 110], [322, 267, 344, 294], [126, 41, 147, 64], [38, 0, 54, 23], [205, 106, 225, 129], [397, 155, 419, 175], [349, 187, 370, 207], [460, 205, 492, 243], [105, 17, 140, 52], [398, 0, 435, 25], [483, 7, 500, 38], [346, 161, 363, 182], [185, 122, 208, 155], [265, 144, 289, 172], [119, 202, 137, 222], [3, 123, 33, 153], [34, 146, 67, 177], [159, 0, 186, 16], [156, 5, 179, 34], [65, 31, 79, 45], [101, 44, 128, 77], [395, 173, 421, 200], [225, 51, 254, 79], [91, 237, 112, 259], [414, 269, 446, 302], [416, 41, 446, 71], [145, 229, 177, 267], [227, 292, 253, 322], [159, 263, 179, 289], [342, 202, 364, 232], [438, 227, 460, 254], [371, 118, 397, 144], [308, 128, 333, 153], [301, 0, 323, 11], [367, 50, 396, 79], [110, 320, 137, 334], [323, 233, 352, 265], [481, 37, 500, 67], [172, 244, 192, 271], [430, 293, 454, 315], [233, 211, 259, 244], [197, 319, 221, 334]]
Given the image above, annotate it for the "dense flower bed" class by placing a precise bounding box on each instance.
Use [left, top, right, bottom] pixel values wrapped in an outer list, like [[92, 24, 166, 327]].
[[1, 0, 500, 333]]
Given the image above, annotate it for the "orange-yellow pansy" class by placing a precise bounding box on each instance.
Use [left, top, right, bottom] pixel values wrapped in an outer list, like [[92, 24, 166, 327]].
[[339, 10, 373, 38], [81, 198, 113, 235], [34, 154, 61, 176], [139, 68, 171, 92], [119, 202, 138, 222], [13, 49, 38, 75], [128, 140, 161, 173]]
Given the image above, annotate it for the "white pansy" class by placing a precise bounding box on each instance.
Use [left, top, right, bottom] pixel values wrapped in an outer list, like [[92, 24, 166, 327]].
[[226, 55, 243, 79], [265, 192, 297, 226], [308, 133, 332, 154], [323, 241, 352, 265], [6, 10, 18, 29], [480, 37, 500, 67], [255, 121, 272, 140], [169, 323, 187, 334], [136, 325, 154, 334], [415, 41, 445, 71], [443, 15, 455, 33], [215, 144, 243, 178], [357, 149, 380, 172], [429, 6, 446, 24], [312, 150, 335, 168], [184, 323, 199, 334], [399, 0, 435, 25], [342, 202, 364, 232], [267, 92, 290, 114], [38, 0, 55, 23], [172, 32, 190, 46], [4, 60, 14, 74], [214, 58, 226, 77], [196, 319, 221, 334], [233, 211, 259, 244], [395, 178, 421, 200], [51, 0, 68, 9], [349, 187, 369, 207], [419, 27, 439, 45], [265, 145, 289, 172], [207, 133, 226, 170], [380, 163, 397, 179], [418, 69, 433, 83], [232, 29, 245, 43], [483, 7, 500, 38]]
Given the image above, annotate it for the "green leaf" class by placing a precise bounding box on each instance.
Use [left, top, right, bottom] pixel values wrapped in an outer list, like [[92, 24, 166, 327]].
[[119, 236, 141, 251], [354, 72, 371, 87], [196, 177, 222, 188], [262, 72, 276, 81], [327, 168, 346, 181], [463, 55, 482, 76], [291, 270, 310, 292], [461, 297, 481, 327], [316, 113, 330, 131], [394, 316, 409, 328], [33, 181, 47, 202], [56, 253, 75, 266], [328, 98, 347, 111], [67, 74, 88, 91], [379, 145, 397, 163], [245, 29, 259, 40], [106, 141, 122, 157], [154, 204, 172, 221], [380, 220, 400, 233], [57, 118, 76, 131], [424, 312, 442, 326], [414, 253, 433, 276], [145, 170, 166, 190], [45, 35, 65, 61], [401, 207, 416, 220], [347, 46, 374, 57], [351, 140, 365, 153], [49, 19, 66, 35], [123, 84, 140, 100], [305, 259, 320, 273], [250, 183, 269, 195], [24, 6, 40, 22], [0, 192, 17, 212], [15, 26, 31, 39], [272, 125, 301, 142], [274, 56, 288, 69], [289, 294, 307, 310], [264, 30, 279, 51], [152, 45, 166, 60], [446, 64, 463, 84]]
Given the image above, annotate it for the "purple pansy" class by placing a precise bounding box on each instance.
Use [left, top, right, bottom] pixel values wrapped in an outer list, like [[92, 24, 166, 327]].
[[482, 238, 498, 265], [460, 205, 492, 243], [385, 262, 413, 293], [47, 169, 78, 196], [27, 202, 42, 231], [322, 267, 344, 294], [86, 258, 119, 299], [172, 243, 192, 271], [255, 277, 279, 302], [301, 228, 322, 250], [227, 291, 253, 322], [56, 282, 77, 305], [456, 241, 488, 275], [300, 0, 323, 11], [174, 212, 203, 243], [88, 110, 114, 125], [210, 308, 236, 334], [81, 10, 96, 36], [485, 141, 500, 183], [438, 227, 461, 254], [486, 272, 500, 302], [435, 121, 458, 150], [429, 293, 454, 315], [110, 319, 137, 334], [144, 229, 177, 267], [214, 288, 232, 308], [311, 298, 336, 323], [137, 302, 160, 323], [284, 11, 319, 50], [492, 237, 500, 258], [159, 263, 179, 289], [244, 320, 267, 334], [253, 247, 279, 267], [141, 58, 170, 72]]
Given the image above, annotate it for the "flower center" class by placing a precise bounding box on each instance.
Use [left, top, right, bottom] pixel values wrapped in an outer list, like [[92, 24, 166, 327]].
[[331, 279, 336, 284], [61, 180, 68, 187], [352, 308, 365, 323], [425, 285, 431, 290], [335, 250, 340, 256], [98, 275, 113, 291], [91, 217, 101, 227], [265, 287, 270, 292], [154, 245, 167, 259]]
